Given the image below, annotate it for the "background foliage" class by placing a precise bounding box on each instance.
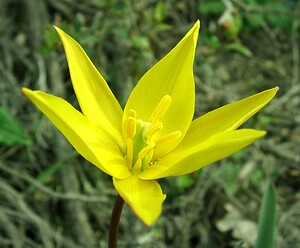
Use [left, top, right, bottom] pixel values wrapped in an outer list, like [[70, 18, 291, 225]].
[[0, 0, 299, 247]]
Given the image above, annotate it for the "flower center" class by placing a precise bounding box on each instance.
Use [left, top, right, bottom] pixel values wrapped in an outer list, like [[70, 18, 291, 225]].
[[122, 95, 182, 174]]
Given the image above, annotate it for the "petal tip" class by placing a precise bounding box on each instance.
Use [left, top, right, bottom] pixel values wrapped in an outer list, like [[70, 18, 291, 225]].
[[190, 20, 200, 37], [257, 130, 267, 138], [113, 176, 166, 226], [21, 88, 31, 97], [53, 26, 69, 41], [265, 87, 279, 101], [141, 193, 167, 227], [53, 25, 61, 33]]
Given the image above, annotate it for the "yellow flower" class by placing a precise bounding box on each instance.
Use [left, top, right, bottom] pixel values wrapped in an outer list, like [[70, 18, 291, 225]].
[[22, 21, 277, 226]]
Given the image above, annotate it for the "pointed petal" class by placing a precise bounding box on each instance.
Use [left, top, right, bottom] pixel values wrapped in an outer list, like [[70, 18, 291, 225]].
[[139, 129, 266, 179], [22, 88, 130, 179], [186, 87, 278, 145], [54, 27, 124, 149], [113, 175, 166, 226], [123, 21, 200, 152]]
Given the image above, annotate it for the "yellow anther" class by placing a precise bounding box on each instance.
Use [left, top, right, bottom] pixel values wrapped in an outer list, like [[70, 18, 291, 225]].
[[123, 109, 137, 139], [150, 95, 172, 124], [147, 122, 163, 143], [128, 109, 137, 119], [154, 131, 182, 157], [156, 131, 182, 146]]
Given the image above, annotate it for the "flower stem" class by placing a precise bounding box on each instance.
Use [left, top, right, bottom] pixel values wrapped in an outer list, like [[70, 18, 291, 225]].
[[108, 194, 124, 248]]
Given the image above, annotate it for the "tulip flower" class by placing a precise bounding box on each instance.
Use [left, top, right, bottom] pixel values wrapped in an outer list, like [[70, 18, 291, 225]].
[[22, 21, 277, 228]]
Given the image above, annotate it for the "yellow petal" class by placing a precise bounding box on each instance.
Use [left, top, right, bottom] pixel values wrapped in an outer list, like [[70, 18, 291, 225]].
[[123, 21, 200, 152], [185, 87, 278, 145], [139, 129, 266, 179], [113, 175, 166, 226], [22, 88, 130, 179], [54, 27, 124, 150]]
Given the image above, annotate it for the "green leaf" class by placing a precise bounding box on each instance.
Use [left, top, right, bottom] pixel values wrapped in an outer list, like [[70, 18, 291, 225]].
[[154, 1, 166, 23], [224, 42, 253, 57], [0, 107, 31, 145], [255, 184, 276, 248]]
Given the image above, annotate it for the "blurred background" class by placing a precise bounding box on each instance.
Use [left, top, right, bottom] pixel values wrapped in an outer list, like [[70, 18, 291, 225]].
[[0, 0, 299, 247]]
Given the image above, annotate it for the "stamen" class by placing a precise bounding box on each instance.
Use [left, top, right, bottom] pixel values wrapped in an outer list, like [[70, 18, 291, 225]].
[[123, 109, 137, 139], [150, 95, 172, 124], [125, 139, 134, 167], [147, 122, 163, 143], [154, 131, 182, 157], [156, 131, 182, 146]]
